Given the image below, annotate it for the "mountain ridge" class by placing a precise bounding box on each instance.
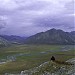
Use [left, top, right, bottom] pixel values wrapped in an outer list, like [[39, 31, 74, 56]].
[[24, 28, 75, 45], [0, 28, 75, 45]]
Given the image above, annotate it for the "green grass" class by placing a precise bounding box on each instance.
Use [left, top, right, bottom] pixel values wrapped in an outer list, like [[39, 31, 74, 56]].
[[0, 45, 74, 74]]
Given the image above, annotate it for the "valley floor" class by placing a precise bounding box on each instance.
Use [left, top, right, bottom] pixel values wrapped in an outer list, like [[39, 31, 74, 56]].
[[0, 45, 75, 75]]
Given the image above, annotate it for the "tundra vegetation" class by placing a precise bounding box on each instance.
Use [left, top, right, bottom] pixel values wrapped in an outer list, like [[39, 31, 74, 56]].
[[0, 45, 74, 74]]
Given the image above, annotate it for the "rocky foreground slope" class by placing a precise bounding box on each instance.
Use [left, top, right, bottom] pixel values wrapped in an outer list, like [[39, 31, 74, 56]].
[[5, 58, 75, 75]]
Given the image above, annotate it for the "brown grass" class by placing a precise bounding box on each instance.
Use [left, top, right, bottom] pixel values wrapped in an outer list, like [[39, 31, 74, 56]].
[[53, 60, 74, 65]]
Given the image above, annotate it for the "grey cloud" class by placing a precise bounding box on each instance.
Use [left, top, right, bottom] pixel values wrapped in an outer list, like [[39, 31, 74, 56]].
[[0, 20, 6, 30], [64, 0, 74, 14], [33, 15, 74, 31], [0, 25, 5, 29], [18, 1, 52, 11], [0, 0, 74, 36]]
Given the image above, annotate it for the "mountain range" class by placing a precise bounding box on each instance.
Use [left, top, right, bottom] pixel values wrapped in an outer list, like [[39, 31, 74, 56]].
[[0, 28, 75, 46], [24, 28, 75, 45], [0, 35, 26, 44]]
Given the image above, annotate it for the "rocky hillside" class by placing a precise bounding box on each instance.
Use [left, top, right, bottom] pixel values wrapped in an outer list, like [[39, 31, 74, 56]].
[[5, 58, 75, 75], [25, 29, 75, 45], [0, 37, 9, 47]]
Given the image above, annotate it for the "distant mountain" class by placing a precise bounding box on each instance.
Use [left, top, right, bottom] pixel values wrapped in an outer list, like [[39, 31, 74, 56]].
[[0, 35, 27, 44], [25, 28, 75, 45]]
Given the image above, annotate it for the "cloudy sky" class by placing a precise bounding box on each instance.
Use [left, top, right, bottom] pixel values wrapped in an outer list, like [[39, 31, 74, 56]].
[[0, 0, 75, 36]]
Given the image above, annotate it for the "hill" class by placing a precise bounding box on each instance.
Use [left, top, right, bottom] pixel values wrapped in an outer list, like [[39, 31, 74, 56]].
[[5, 58, 75, 75], [25, 28, 75, 45], [21, 58, 75, 75], [0, 35, 26, 47], [0, 37, 9, 47]]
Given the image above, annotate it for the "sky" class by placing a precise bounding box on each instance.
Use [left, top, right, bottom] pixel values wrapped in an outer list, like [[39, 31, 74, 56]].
[[0, 0, 75, 36]]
